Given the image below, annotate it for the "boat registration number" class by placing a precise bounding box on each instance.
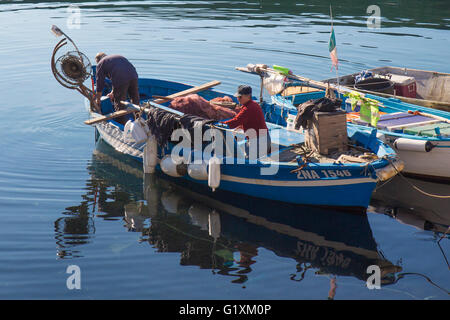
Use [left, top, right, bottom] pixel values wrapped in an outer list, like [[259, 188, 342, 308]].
[[296, 169, 352, 180]]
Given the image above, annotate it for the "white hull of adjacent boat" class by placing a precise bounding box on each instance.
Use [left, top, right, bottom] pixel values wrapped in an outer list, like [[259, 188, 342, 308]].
[[392, 139, 450, 179]]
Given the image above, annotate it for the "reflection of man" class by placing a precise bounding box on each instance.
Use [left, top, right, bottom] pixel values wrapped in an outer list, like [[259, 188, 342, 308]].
[[328, 276, 337, 300], [235, 243, 258, 270], [94, 53, 140, 123], [222, 85, 271, 157]]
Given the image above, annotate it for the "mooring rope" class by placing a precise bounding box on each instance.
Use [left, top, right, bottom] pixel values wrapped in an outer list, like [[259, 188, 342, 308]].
[[393, 273, 450, 295], [388, 159, 450, 199]]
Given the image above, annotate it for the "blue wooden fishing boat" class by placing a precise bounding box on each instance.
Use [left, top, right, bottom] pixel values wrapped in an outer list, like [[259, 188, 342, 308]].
[[236, 65, 450, 182], [81, 138, 402, 285], [48, 26, 401, 210], [83, 76, 401, 210]]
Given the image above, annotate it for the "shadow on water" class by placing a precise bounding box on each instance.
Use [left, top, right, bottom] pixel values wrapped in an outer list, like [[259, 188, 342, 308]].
[[371, 177, 450, 234], [55, 139, 408, 289], [370, 176, 450, 275]]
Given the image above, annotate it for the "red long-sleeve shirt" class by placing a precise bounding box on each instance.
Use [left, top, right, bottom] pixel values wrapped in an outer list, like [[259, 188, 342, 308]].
[[223, 100, 268, 136]]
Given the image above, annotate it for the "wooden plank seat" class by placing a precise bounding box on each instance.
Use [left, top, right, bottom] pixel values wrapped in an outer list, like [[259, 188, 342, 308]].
[[347, 111, 440, 132], [403, 122, 450, 137]]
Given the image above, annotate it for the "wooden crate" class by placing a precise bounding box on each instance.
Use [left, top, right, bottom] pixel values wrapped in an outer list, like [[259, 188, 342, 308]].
[[305, 110, 348, 155]]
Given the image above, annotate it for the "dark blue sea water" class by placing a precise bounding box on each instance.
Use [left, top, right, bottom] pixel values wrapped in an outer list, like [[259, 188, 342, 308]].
[[0, 0, 449, 300]]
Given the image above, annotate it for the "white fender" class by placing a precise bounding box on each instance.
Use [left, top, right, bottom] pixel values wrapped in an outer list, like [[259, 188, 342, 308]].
[[188, 204, 210, 231], [208, 156, 221, 191], [208, 210, 221, 240], [143, 135, 158, 174], [187, 162, 208, 180], [160, 155, 187, 178], [394, 138, 434, 152]]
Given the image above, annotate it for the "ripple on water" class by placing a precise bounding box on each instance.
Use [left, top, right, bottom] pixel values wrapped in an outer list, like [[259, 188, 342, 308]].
[[0, 0, 449, 300]]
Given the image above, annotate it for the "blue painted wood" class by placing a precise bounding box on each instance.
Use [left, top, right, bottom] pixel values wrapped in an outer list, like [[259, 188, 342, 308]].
[[95, 77, 401, 209]]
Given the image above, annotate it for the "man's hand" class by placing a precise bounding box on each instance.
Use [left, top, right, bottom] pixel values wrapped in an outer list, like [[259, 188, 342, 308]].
[[107, 91, 114, 102], [95, 92, 102, 113]]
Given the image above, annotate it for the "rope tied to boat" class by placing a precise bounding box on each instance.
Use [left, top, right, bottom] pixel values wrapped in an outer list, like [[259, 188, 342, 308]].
[[386, 158, 450, 199], [290, 145, 313, 173]]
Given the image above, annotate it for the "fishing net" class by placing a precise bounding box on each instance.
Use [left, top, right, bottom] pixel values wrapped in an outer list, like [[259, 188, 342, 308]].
[[55, 51, 92, 85]]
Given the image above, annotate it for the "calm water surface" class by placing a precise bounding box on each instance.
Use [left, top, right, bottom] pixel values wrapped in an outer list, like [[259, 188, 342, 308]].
[[0, 0, 449, 299]]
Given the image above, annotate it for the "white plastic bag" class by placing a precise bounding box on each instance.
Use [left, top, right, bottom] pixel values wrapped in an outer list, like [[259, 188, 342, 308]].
[[131, 118, 150, 144], [263, 73, 286, 95]]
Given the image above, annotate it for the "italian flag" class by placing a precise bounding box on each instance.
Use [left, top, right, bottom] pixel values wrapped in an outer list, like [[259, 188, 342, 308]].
[[329, 27, 338, 70]]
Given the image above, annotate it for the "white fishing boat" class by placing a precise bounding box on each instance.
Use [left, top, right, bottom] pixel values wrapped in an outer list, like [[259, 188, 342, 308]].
[[323, 66, 450, 112], [237, 64, 450, 182]]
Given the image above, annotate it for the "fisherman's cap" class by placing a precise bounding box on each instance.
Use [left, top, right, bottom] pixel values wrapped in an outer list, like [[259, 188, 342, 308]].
[[95, 52, 107, 63], [234, 85, 252, 97]]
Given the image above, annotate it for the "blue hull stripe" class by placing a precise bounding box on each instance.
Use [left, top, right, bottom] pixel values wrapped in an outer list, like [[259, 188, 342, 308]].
[[217, 180, 375, 207]]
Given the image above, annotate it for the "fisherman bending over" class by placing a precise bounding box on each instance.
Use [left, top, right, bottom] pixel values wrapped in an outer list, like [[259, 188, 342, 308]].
[[222, 85, 271, 157], [94, 52, 140, 124]]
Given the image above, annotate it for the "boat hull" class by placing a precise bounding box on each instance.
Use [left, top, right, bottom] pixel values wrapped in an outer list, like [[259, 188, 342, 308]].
[[93, 118, 378, 209], [385, 138, 450, 181]]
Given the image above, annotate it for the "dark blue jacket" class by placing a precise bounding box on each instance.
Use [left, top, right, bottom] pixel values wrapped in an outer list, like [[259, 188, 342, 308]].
[[96, 55, 138, 92]]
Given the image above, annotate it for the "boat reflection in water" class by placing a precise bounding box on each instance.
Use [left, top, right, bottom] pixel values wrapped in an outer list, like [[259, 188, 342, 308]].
[[55, 139, 403, 288], [371, 177, 450, 234]]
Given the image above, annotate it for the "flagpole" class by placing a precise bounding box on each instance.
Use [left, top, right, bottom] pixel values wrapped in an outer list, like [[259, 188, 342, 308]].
[[330, 5, 341, 99]]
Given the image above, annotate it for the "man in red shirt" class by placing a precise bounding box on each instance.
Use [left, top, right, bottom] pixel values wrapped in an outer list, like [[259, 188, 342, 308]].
[[223, 85, 271, 157]]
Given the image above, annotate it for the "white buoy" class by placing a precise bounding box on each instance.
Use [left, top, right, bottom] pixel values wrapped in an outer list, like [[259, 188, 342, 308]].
[[208, 156, 221, 191], [143, 135, 158, 174], [394, 138, 434, 152]]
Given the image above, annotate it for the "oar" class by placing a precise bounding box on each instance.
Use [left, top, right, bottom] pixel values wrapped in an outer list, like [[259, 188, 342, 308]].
[[84, 80, 221, 125], [151, 95, 171, 101], [120, 100, 184, 117], [236, 65, 352, 95]]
